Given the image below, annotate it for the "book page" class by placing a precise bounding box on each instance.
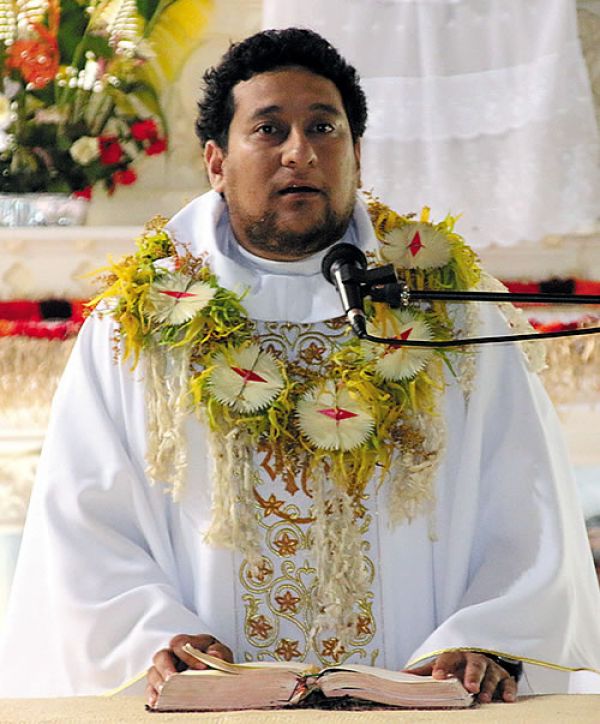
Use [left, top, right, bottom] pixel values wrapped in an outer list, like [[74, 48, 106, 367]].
[[182, 644, 314, 676], [318, 662, 456, 685], [182, 645, 462, 690]]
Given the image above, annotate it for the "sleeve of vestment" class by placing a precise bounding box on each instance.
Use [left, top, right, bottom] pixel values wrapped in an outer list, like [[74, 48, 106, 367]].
[[0, 312, 210, 696], [406, 304, 600, 693]]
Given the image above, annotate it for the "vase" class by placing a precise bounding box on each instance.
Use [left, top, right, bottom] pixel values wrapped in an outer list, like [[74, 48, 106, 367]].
[[0, 193, 89, 227]]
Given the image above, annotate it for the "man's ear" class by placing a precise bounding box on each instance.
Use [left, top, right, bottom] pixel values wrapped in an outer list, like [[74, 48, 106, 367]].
[[204, 140, 226, 193], [353, 140, 362, 188]]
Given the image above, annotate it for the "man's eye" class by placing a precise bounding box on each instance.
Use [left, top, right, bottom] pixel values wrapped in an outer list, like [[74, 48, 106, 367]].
[[314, 122, 335, 133], [257, 124, 278, 135]]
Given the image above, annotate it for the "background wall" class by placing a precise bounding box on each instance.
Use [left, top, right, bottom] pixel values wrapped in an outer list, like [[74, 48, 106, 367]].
[[85, 1, 600, 235]]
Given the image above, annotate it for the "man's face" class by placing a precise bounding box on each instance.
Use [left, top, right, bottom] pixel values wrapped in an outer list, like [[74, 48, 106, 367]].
[[205, 67, 361, 261]]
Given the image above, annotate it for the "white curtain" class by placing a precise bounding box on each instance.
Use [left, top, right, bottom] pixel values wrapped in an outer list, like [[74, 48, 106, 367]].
[[263, 0, 600, 248]]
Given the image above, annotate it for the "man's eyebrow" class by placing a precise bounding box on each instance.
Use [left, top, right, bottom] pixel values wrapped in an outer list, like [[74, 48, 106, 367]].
[[309, 103, 342, 116], [249, 103, 343, 120], [250, 105, 282, 120]]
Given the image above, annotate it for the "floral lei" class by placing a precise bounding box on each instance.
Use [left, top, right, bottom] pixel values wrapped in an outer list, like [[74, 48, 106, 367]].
[[93, 198, 480, 502], [92, 199, 481, 634]]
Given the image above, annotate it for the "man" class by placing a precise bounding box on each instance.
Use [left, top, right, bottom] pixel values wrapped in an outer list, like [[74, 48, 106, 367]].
[[1, 28, 600, 705]]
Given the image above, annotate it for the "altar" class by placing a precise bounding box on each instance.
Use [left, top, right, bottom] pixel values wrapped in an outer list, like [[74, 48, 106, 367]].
[[1, 695, 599, 723]]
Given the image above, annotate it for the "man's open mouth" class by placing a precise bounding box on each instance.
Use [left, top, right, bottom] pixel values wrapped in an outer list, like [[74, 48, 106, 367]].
[[278, 186, 322, 195]]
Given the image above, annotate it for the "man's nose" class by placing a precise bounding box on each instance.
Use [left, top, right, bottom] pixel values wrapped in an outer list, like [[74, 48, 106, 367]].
[[281, 129, 317, 168]]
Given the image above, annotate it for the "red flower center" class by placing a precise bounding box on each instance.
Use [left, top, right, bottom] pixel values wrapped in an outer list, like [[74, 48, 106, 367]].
[[409, 231, 424, 257], [159, 290, 197, 299], [231, 367, 268, 383], [318, 407, 358, 421]]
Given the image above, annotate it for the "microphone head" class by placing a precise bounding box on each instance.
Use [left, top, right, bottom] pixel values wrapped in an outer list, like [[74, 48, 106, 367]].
[[321, 243, 368, 284]]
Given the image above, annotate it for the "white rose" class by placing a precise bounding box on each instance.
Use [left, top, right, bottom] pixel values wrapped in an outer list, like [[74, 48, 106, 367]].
[[0, 95, 12, 128], [70, 136, 100, 165]]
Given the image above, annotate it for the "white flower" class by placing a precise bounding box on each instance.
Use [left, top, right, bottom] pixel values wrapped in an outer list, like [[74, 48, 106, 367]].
[[0, 130, 12, 152], [366, 308, 434, 381], [3, 79, 21, 100], [380, 222, 452, 269], [296, 381, 374, 451], [208, 344, 284, 413], [0, 95, 11, 128], [147, 273, 215, 325], [81, 58, 99, 91], [70, 136, 100, 165]]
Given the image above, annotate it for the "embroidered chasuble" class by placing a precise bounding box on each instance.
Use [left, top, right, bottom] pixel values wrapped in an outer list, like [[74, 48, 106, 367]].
[[229, 319, 381, 667]]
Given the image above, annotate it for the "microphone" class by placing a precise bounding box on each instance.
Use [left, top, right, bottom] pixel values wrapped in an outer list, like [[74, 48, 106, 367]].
[[322, 243, 368, 338]]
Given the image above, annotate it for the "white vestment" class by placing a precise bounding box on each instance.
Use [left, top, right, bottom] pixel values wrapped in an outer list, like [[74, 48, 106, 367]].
[[1, 191, 600, 697]]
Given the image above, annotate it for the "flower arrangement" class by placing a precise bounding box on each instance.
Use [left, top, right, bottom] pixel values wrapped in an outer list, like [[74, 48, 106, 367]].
[[0, 1, 208, 197]]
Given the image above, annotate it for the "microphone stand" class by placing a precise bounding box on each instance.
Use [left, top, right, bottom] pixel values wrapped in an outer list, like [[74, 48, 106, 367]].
[[354, 263, 600, 348]]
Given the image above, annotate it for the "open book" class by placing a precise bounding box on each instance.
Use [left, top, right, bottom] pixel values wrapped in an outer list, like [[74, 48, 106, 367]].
[[151, 645, 474, 712]]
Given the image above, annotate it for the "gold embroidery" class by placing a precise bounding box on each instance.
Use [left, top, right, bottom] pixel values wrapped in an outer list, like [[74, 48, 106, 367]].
[[321, 638, 347, 663], [275, 638, 303, 661], [243, 596, 277, 649], [299, 342, 327, 365], [238, 320, 379, 666], [356, 615, 373, 637], [248, 615, 274, 640], [246, 558, 273, 584], [260, 493, 285, 518], [275, 590, 301, 614], [273, 532, 299, 557], [254, 488, 313, 525], [258, 442, 302, 496]]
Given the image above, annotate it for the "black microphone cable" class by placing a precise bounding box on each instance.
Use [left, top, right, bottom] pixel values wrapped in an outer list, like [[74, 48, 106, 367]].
[[321, 243, 600, 347], [360, 325, 600, 348]]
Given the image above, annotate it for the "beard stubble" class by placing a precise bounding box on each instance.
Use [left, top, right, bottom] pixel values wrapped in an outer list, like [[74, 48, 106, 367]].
[[229, 194, 355, 259]]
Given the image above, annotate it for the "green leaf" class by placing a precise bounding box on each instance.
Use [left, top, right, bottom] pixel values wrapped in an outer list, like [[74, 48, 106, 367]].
[[136, 0, 162, 22], [140, 0, 180, 33], [77, 34, 113, 62], [57, 0, 91, 64], [109, 88, 138, 117], [45, 178, 72, 193]]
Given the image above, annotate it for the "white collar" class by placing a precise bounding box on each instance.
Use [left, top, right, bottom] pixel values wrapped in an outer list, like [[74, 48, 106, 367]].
[[166, 190, 378, 323]]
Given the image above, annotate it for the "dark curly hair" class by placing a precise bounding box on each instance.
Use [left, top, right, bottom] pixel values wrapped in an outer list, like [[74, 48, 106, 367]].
[[196, 28, 368, 149]]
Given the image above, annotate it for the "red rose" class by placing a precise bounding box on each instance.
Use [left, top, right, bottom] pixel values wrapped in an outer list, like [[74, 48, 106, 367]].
[[99, 136, 123, 165], [73, 187, 92, 200], [131, 119, 158, 141], [145, 138, 168, 156], [113, 168, 137, 186]]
